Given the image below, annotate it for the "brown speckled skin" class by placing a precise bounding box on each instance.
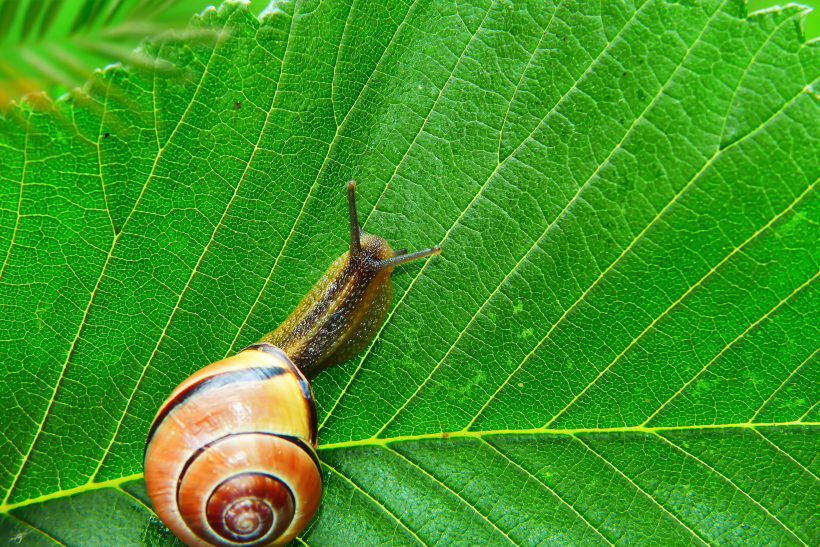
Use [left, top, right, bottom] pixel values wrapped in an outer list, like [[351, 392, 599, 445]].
[[259, 232, 397, 379]]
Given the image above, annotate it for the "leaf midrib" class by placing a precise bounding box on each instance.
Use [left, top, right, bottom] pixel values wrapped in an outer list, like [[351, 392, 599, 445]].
[[1, 421, 816, 515]]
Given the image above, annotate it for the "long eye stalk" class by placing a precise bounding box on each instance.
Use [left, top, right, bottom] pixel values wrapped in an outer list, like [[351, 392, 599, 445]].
[[347, 180, 362, 256]]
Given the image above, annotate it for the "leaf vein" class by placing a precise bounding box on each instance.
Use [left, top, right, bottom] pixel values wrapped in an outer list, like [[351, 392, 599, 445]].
[[752, 428, 820, 485], [116, 485, 157, 517], [716, 11, 799, 148], [751, 344, 820, 422], [360, 1, 496, 230], [479, 437, 616, 547], [573, 435, 712, 546], [385, 445, 521, 547], [655, 431, 809, 547], [322, 460, 427, 547], [550, 173, 820, 428], [96, 76, 115, 232], [3, 512, 67, 547], [644, 269, 820, 426], [0, 109, 32, 283], [495, 0, 561, 164], [797, 397, 820, 422], [329, 0, 358, 127]]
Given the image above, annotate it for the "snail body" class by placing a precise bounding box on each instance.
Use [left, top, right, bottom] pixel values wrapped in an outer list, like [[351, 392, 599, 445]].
[[144, 181, 440, 547]]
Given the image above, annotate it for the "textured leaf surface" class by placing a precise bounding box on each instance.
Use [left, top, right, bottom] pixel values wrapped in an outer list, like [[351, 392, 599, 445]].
[[1, 0, 819, 545]]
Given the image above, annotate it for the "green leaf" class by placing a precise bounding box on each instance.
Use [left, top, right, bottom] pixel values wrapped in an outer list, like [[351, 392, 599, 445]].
[[1, 0, 819, 545]]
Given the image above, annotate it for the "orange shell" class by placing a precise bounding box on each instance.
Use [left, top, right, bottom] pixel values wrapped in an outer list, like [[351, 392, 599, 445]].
[[144, 346, 322, 547]]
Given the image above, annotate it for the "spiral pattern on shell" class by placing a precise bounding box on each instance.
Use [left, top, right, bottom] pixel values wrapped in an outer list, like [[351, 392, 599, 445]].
[[144, 344, 323, 547]]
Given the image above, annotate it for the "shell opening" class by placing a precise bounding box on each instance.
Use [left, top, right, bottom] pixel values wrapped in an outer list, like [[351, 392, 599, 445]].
[[206, 473, 295, 544]]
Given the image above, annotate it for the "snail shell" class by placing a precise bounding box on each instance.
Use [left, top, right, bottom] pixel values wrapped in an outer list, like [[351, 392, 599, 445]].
[[143, 343, 322, 547]]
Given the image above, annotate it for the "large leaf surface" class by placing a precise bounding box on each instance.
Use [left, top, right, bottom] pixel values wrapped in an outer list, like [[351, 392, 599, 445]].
[[1, 0, 819, 545]]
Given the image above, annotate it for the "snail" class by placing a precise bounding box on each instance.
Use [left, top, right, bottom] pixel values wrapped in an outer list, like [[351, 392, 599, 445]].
[[143, 180, 441, 547]]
